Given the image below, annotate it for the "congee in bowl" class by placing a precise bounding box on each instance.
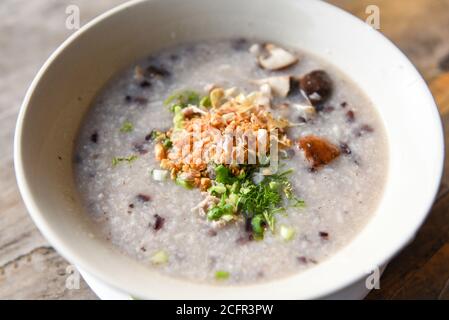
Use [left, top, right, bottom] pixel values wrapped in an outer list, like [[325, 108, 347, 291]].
[[74, 39, 388, 284]]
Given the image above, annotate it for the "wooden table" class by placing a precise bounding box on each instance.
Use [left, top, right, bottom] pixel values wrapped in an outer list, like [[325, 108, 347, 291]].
[[0, 0, 448, 299]]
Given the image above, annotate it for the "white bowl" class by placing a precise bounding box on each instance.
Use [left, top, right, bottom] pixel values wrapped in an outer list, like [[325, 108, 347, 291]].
[[14, 0, 444, 299]]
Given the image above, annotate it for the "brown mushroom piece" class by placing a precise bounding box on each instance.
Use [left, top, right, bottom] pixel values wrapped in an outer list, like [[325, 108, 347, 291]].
[[299, 70, 333, 106], [298, 135, 340, 169], [258, 44, 298, 70]]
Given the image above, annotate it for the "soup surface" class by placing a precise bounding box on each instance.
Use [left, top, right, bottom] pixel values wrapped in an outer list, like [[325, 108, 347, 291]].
[[74, 39, 388, 284]]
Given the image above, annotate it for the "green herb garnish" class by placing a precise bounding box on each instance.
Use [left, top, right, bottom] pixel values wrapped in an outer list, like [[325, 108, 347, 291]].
[[279, 225, 295, 241], [175, 177, 193, 189], [215, 270, 230, 280], [208, 183, 227, 195], [207, 194, 234, 220], [164, 90, 200, 112], [237, 178, 282, 238], [173, 105, 184, 130], [112, 155, 138, 166], [267, 169, 305, 208], [150, 250, 169, 265], [204, 165, 303, 239], [159, 89, 305, 240], [120, 121, 134, 133], [199, 95, 211, 108], [162, 138, 172, 149], [150, 130, 162, 140], [214, 165, 237, 184]]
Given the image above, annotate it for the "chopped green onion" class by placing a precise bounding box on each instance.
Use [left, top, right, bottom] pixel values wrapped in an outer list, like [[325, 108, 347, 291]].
[[200, 95, 211, 108], [176, 177, 193, 189], [229, 181, 240, 194], [150, 130, 162, 140], [120, 121, 134, 133], [173, 105, 184, 129], [162, 138, 173, 149], [227, 193, 239, 206], [269, 181, 279, 190], [207, 203, 233, 220], [215, 270, 230, 280], [112, 155, 138, 166], [208, 183, 227, 195], [150, 250, 169, 264], [279, 225, 295, 241], [251, 215, 265, 237], [221, 214, 234, 222], [165, 90, 200, 112], [152, 169, 168, 181]]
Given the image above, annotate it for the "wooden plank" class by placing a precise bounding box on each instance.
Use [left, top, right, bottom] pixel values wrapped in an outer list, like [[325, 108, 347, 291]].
[[0, 246, 97, 299], [430, 73, 449, 116], [328, 0, 449, 300], [366, 192, 449, 299], [390, 243, 449, 299], [0, 0, 128, 300]]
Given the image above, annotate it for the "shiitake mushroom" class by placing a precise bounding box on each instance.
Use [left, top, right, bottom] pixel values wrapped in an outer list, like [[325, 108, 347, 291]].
[[299, 70, 333, 107]]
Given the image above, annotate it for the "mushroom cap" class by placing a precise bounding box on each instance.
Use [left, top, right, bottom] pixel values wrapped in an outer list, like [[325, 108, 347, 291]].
[[258, 44, 299, 70], [299, 70, 333, 106], [298, 135, 340, 169]]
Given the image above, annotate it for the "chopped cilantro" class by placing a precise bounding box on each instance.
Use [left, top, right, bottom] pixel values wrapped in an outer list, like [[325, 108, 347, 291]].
[[194, 165, 304, 238], [233, 169, 303, 239], [214, 165, 236, 184]]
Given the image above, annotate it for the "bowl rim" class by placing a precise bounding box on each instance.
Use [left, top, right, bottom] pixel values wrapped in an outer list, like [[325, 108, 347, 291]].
[[14, 0, 445, 299]]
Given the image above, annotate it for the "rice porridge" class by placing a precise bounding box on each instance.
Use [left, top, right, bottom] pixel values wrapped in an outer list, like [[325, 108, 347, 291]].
[[74, 39, 388, 284]]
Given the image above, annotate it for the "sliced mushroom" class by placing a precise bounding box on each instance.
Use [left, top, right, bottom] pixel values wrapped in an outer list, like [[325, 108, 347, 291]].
[[299, 70, 333, 106], [258, 44, 299, 70], [253, 76, 291, 97], [298, 135, 340, 169], [249, 43, 262, 55]]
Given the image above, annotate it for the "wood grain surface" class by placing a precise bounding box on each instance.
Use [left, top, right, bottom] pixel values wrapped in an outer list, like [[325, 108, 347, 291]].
[[0, 0, 448, 299]]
